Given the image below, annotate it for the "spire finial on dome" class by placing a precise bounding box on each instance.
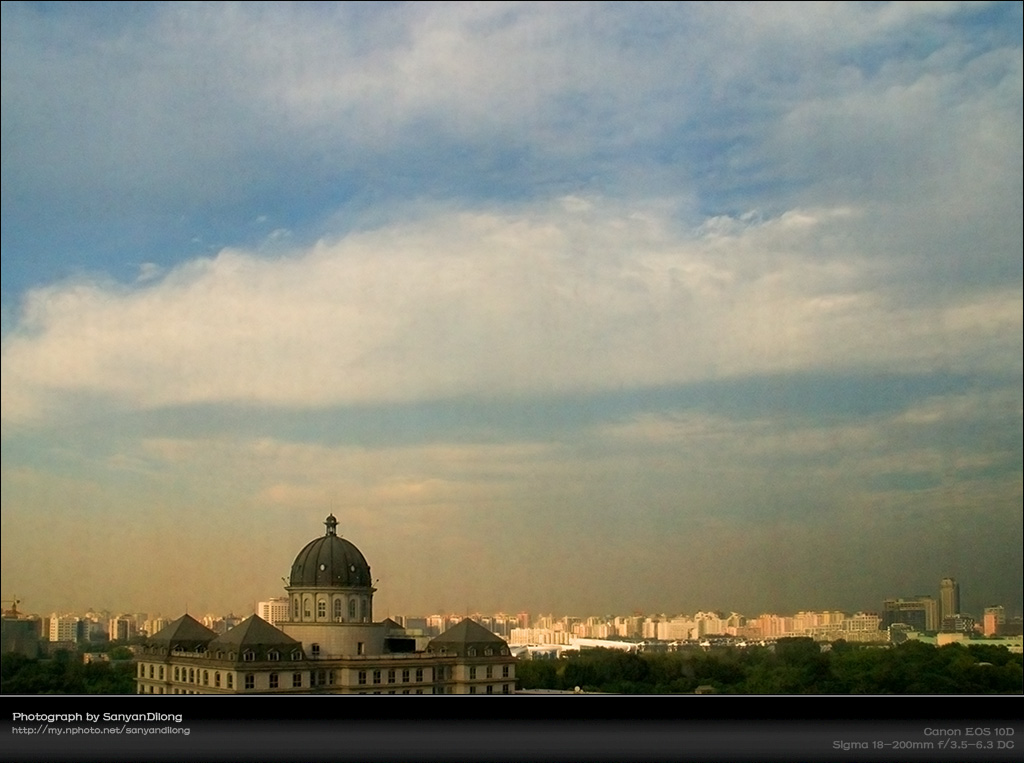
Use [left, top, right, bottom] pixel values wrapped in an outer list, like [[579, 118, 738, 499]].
[[325, 514, 338, 536]]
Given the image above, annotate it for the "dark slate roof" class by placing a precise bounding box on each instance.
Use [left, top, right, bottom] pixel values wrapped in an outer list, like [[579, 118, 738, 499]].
[[427, 619, 509, 656], [149, 614, 217, 647], [289, 515, 372, 588], [209, 615, 300, 650]]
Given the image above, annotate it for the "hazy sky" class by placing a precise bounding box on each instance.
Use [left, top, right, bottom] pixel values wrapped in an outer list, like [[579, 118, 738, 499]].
[[2, 2, 1021, 620]]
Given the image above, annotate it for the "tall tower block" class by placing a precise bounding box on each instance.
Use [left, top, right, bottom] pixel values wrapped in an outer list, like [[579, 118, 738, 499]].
[[939, 577, 960, 620]]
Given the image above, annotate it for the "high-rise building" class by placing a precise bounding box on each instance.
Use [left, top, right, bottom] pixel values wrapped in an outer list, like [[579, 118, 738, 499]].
[[939, 577, 960, 620], [48, 614, 80, 643], [144, 617, 168, 637], [108, 616, 136, 642], [136, 515, 515, 695], [256, 598, 290, 626]]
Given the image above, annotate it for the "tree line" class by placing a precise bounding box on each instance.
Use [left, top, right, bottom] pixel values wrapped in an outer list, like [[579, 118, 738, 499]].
[[2, 650, 137, 694], [514, 638, 1023, 694]]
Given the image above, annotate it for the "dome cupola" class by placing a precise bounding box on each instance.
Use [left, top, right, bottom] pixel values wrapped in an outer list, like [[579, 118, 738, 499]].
[[289, 514, 372, 589]]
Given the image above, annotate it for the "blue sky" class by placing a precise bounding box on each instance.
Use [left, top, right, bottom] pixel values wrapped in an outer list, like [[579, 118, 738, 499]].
[[2, 2, 1021, 619]]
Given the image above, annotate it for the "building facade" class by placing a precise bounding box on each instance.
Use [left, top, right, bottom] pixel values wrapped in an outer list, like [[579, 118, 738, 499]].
[[108, 616, 137, 642], [48, 614, 80, 644], [256, 598, 290, 627], [939, 577, 961, 621], [882, 596, 939, 632], [136, 515, 516, 695], [982, 605, 1006, 636]]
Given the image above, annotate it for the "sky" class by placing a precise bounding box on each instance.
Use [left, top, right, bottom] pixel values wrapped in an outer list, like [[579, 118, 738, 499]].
[[2, 1, 1021, 621]]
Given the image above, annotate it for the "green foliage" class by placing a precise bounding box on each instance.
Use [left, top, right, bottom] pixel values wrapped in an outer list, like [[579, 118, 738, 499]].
[[1, 652, 137, 694], [514, 642, 1023, 694], [514, 657, 559, 690], [108, 646, 134, 661]]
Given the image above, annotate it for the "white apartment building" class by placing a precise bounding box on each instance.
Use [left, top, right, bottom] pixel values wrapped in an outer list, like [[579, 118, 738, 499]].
[[48, 614, 79, 643], [256, 598, 290, 626]]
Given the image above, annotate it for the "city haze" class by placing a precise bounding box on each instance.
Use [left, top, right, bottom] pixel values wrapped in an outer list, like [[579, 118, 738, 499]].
[[1, 2, 1021, 619]]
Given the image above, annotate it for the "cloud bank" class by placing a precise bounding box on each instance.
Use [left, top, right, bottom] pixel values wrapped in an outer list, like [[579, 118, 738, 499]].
[[4, 199, 1019, 427]]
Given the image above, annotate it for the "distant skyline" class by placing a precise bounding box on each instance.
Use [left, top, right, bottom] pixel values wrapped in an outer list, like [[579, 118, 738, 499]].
[[22, 576, 1020, 625], [2, 2, 1021, 619]]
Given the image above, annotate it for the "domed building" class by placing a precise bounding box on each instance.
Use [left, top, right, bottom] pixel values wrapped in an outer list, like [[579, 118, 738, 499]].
[[136, 516, 515, 695]]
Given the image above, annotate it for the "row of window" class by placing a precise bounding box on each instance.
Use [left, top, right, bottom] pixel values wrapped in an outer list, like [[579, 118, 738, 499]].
[[145, 663, 451, 690], [164, 665, 234, 689], [295, 595, 369, 623], [139, 680, 515, 695], [465, 646, 509, 657], [357, 667, 431, 685], [139, 664, 166, 680], [353, 685, 511, 695], [467, 665, 511, 680], [242, 648, 303, 662], [168, 667, 324, 690], [166, 646, 302, 661], [468, 684, 512, 694], [139, 660, 513, 694]]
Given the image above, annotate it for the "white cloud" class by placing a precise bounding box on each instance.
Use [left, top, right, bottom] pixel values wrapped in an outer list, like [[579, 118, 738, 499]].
[[5, 2, 1017, 215], [2, 198, 1019, 426]]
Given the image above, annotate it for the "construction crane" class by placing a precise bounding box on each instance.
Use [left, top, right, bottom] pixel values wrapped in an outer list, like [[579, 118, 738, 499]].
[[2, 595, 23, 616]]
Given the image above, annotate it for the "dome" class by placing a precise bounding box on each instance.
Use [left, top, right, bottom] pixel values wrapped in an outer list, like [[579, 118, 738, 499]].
[[289, 515, 372, 588]]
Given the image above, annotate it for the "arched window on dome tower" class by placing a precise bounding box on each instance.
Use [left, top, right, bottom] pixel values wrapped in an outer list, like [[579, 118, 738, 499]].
[[333, 599, 342, 621], [348, 599, 356, 620]]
